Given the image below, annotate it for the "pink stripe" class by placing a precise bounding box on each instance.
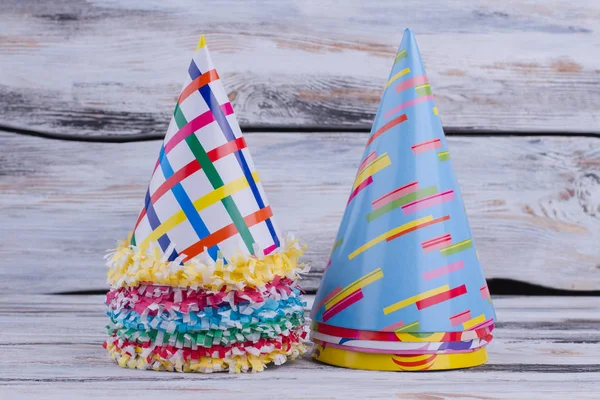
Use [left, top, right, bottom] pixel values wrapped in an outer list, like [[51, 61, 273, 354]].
[[372, 181, 419, 209], [423, 261, 465, 280], [381, 320, 405, 332], [263, 244, 277, 255], [356, 151, 376, 176], [422, 239, 452, 253], [480, 285, 490, 299], [347, 176, 373, 204], [450, 310, 472, 326], [313, 286, 342, 315], [412, 143, 441, 154], [164, 103, 233, 154], [412, 140, 442, 154], [395, 74, 429, 93], [422, 233, 451, 247], [313, 339, 481, 355], [468, 318, 494, 331], [322, 289, 364, 322], [384, 95, 435, 119], [402, 190, 455, 214]]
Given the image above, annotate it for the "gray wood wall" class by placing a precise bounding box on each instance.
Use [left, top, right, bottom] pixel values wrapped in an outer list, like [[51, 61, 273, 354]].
[[1, 0, 599, 293]]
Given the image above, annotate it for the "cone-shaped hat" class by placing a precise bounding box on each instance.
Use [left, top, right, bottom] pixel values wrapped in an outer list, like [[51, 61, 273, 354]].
[[107, 36, 305, 290], [103, 36, 307, 374], [311, 29, 496, 335]]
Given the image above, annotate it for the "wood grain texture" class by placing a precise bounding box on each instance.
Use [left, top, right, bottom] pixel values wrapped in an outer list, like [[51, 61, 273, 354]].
[[1, 0, 599, 136], [2, 131, 600, 293], [1, 295, 599, 400]]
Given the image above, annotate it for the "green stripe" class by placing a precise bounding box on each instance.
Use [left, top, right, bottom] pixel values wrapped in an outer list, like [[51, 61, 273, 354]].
[[437, 151, 450, 162], [130, 234, 136, 246], [173, 104, 188, 128], [331, 238, 343, 253], [393, 49, 407, 65], [416, 84, 432, 97], [406, 332, 433, 338], [173, 105, 255, 254], [366, 186, 438, 222], [440, 239, 473, 257]]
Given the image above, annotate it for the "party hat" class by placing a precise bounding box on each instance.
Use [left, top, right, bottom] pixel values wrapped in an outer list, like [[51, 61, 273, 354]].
[[103, 36, 308, 373], [310, 29, 496, 371]]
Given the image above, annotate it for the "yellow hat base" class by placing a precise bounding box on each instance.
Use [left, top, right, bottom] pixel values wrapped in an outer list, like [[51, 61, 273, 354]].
[[312, 344, 488, 371]]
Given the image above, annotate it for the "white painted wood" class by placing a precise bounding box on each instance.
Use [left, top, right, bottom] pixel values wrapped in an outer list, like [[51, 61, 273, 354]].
[[2, 131, 600, 293], [1, 0, 599, 135], [0, 295, 599, 400]]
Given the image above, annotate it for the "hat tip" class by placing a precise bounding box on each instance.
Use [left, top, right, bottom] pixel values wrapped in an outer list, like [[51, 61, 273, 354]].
[[196, 35, 207, 51]]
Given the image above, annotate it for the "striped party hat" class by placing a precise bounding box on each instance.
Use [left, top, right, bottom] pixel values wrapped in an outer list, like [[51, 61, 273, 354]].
[[310, 29, 496, 371], [104, 36, 307, 373]]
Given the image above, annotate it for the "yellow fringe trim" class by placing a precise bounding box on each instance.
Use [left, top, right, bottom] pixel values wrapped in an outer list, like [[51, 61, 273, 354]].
[[106, 236, 308, 290], [105, 341, 307, 373]]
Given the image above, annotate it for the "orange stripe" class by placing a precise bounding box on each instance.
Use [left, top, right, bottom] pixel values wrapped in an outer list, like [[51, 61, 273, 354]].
[[386, 215, 450, 242], [178, 69, 220, 104], [392, 354, 436, 368], [366, 114, 408, 147], [134, 137, 248, 233], [181, 206, 273, 261]]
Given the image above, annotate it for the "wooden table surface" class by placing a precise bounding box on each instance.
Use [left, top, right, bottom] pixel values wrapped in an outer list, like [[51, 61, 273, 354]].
[[1, 295, 599, 400], [1, 1, 599, 398]]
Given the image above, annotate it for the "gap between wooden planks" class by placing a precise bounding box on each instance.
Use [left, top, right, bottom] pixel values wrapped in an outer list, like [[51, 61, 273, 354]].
[[1, 131, 600, 294], [0, 295, 599, 400], [1, 0, 599, 136]]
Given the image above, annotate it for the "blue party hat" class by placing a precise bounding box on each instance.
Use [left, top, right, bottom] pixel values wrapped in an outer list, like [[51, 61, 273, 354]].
[[311, 29, 496, 334]]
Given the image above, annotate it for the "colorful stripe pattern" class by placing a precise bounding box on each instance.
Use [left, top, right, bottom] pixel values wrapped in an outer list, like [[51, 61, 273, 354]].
[[130, 39, 280, 262], [311, 321, 495, 342], [311, 29, 495, 338], [348, 152, 391, 204], [318, 268, 384, 321], [402, 189, 455, 214], [421, 233, 452, 253]]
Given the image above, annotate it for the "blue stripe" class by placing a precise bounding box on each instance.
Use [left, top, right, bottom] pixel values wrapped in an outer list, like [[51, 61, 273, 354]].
[[158, 155, 219, 261], [188, 60, 280, 248], [143, 190, 178, 261]]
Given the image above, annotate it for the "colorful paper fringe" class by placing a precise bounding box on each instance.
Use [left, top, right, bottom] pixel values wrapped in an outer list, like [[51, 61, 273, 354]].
[[106, 237, 307, 291], [104, 258, 308, 372], [105, 332, 307, 373]]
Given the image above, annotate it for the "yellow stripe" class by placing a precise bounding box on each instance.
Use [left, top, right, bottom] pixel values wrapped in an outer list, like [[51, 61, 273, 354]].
[[140, 172, 260, 250], [352, 153, 391, 190], [462, 314, 485, 330], [383, 285, 450, 315], [433, 107, 438, 115], [348, 216, 434, 260], [441, 238, 470, 252], [196, 35, 207, 50], [394, 321, 420, 332], [384, 68, 410, 89], [325, 268, 384, 310], [415, 83, 430, 90]]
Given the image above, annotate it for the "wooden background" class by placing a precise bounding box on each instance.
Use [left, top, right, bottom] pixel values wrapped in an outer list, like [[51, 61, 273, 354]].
[[1, 1, 600, 398], [1, 0, 600, 294]]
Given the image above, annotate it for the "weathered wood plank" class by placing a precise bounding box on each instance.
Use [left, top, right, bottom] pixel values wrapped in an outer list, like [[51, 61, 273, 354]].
[[1, 131, 599, 293], [1, 0, 600, 135], [0, 296, 599, 400]]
